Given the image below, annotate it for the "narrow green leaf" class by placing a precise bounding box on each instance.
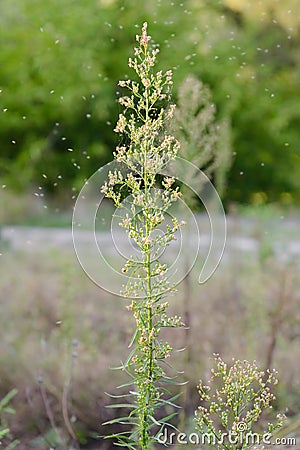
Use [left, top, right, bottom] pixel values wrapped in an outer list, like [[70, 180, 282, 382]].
[[116, 380, 136, 389], [115, 441, 137, 449], [156, 393, 182, 408], [149, 415, 161, 426], [0, 389, 17, 409], [160, 378, 187, 386], [4, 441, 20, 450], [104, 391, 133, 399], [3, 406, 16, 415], [106, 403, 135, 409], [159, 412, 178, 423], [128, 328, 138, 348], [103, 416, 137, 425], [104, 431, 132, 438], [124, 347, 137, 368], [0, 428, 9, 437]]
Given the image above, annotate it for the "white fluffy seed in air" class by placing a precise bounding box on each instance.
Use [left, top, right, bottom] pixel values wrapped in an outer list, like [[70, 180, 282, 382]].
[[68, 148, 73, 152], [86, 114, 91, 119], [42, 174, 47, 178]]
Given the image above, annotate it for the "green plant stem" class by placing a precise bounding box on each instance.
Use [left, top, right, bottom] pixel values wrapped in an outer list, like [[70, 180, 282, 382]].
[[141, 200, 154, 449]]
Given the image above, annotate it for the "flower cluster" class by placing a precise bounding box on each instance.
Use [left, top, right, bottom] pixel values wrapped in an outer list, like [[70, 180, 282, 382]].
[[195, 355, 285, 450]]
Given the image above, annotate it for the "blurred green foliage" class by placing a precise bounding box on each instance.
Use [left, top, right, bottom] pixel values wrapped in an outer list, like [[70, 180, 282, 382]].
[[0, 0, 299, 204]]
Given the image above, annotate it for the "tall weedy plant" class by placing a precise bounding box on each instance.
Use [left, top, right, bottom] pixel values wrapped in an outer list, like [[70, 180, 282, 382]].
[[101, 23, 184, 449]]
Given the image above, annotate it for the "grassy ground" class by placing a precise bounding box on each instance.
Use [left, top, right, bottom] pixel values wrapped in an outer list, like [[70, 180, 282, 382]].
[[0, 200, 299, 448]]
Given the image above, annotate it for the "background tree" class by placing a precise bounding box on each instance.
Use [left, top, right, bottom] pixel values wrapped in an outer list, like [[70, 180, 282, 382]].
[[0, 0, 299, 205], [171, 75, 231, 424]]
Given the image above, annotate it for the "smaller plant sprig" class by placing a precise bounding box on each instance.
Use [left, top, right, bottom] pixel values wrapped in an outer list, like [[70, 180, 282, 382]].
[[102, 23, 185, 450], [0, 389, 19, 450], [195, 355, 285, 450]]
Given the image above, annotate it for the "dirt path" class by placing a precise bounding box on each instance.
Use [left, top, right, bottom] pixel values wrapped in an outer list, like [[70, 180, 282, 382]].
[[1, 218, 300, 260]]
